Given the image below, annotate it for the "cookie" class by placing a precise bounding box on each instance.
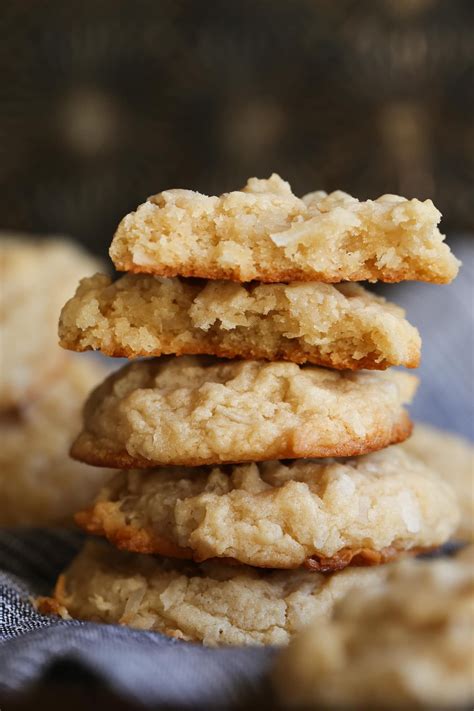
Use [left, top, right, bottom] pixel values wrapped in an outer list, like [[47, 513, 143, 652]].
[[0, 236, 99, 409], [402, 423, 474, 541], [59, 273, 421, 370], [109, 174, 459, 284], [274, 546, 474, 708], [76, 446, 458, 570], [0, 357, 115, 526], [71, 357, 418, 468], [37, 539, 388, 646]]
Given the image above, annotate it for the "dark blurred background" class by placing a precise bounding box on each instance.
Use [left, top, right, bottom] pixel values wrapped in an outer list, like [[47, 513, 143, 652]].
[[1, 0, 473, 255]]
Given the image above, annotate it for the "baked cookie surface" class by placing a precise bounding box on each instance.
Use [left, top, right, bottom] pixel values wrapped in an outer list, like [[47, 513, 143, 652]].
[[402, 423, 474, 541], [274, 546, 474, 708], [37, 539, 387, 646], [0, 357, 115, 526], [109, 174, 459, 284], [59, 273, 421, 370], [0, 236, 98, 409], [76, 446, 459, 570], [71, 357, 418, 467]]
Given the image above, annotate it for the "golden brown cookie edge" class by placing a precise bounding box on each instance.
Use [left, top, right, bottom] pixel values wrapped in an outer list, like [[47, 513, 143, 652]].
[[59, 336, 420, 370], [75, 485, 432, 572], [113, 256, 456, 285], [70, 414, 413, 469]]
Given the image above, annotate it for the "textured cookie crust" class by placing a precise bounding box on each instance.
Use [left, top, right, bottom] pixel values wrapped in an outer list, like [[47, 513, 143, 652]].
[[0, 357, 115, 526], [275, 546, 474, 708], [109, 174, 459, 284], [71, 357, 418, 468], [59, 273, 421, 370], [76, 447, 459, 570], [402, 423, 474, 541], [0, 236, 98, 409], [37, 539, 387, 646]]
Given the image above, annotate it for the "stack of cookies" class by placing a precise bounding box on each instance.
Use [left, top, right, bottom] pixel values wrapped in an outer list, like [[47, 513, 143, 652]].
[[39, 175, 462, 645]]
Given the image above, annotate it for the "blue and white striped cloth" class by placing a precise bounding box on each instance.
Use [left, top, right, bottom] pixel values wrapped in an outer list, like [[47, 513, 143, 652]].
[[1, 238, 472, 706]]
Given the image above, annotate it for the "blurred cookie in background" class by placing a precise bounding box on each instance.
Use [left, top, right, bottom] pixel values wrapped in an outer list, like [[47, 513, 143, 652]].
[[0, 235, 115, 525], [274, 545, 474, 709], [0, 236, 98, 410], [0, 357, 115, 526], [402, 423, 474, 542]]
